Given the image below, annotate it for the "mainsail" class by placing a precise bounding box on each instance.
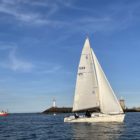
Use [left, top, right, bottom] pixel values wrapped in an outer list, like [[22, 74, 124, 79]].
[[73, 39, 99, 112], [73, 38, 123, 114]]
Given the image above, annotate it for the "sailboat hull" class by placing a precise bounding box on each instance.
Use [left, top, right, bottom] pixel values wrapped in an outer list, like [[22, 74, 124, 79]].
[[64, 113, 125, 123]]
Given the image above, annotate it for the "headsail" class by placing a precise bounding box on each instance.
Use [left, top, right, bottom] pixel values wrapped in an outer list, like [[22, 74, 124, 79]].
[[73, 38, 99, 112], [91, 49, 123, 114]]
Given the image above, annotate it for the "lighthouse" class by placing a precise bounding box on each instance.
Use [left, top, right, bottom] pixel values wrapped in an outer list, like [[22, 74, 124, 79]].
[[53, 98, 56, 108]]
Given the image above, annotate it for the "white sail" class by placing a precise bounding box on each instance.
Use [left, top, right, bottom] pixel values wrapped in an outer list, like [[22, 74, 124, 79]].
[[91, 49, 123, 114], [73, 38, 99, 112]]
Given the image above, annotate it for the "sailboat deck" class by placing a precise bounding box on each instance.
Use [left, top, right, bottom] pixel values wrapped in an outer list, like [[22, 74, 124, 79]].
[[64, 113, 125, 123]]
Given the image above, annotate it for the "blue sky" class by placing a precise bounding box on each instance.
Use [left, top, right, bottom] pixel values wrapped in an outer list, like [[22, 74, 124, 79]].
[[0, 0, 140, 113]]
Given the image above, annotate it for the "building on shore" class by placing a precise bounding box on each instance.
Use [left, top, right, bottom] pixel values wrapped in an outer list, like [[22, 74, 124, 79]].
[[119, 98, 126, 110]]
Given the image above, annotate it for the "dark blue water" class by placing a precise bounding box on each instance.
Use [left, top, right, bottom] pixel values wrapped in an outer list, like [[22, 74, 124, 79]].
[[0, 113, 140, 140]]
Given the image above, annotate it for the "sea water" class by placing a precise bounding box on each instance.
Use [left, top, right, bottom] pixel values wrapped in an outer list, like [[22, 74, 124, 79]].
[[0, 113, 140, 140]]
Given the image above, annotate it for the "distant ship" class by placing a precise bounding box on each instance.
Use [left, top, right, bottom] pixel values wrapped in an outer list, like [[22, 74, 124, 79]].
[[0, 111, 8, 116], [64, 38, 125, 123]]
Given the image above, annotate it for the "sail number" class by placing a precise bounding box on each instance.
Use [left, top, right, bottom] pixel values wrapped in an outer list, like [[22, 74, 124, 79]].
[[79, 66, 85, 70]]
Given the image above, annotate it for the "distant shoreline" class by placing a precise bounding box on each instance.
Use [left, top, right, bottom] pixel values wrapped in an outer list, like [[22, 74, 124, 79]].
[[42, 107, 140, 114], [124, 108, 140, 112]]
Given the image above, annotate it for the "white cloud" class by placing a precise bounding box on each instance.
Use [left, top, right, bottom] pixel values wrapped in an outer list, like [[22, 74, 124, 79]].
[[0, 42, 17, 50], [0, 47, 34, 72], [0, 0, 139, 31], [0, 0, 75, 27], [9, 49, 33, 72], [0, 3, 39, 22], [39, 65, 61, 74], [30, 61, 62, 75], [0, 43, 63, 74], [0, 0, 60, 26]]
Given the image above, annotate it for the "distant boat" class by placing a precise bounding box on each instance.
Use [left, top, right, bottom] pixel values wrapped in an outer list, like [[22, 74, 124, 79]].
[[64, 38, 125, 123], [0, 111, 8, 116]]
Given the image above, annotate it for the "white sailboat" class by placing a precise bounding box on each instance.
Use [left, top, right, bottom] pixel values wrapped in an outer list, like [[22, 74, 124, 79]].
[[64, 38, 125, 123]]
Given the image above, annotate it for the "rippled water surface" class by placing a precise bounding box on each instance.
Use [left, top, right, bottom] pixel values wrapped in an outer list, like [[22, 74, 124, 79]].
[[0, 113, 140, 140]]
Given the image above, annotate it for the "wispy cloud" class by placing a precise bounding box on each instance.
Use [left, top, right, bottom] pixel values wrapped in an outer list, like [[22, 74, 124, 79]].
[[0, 46, 34, 72], [0, 2, 39, 23], [0, 0, 79, 29], [0, 43, 63, 74], [39, 65, 61, 74], [32, 61, 62, 75], [8, 49, 33, 72], [0, 0, 64, 26], [0, 0, 139, 32], [0, 42, 17, 50]]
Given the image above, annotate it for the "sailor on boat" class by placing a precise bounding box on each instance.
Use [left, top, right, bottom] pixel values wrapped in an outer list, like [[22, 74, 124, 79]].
[[74, 113, 79, 119], [85, 110, 91, 118]]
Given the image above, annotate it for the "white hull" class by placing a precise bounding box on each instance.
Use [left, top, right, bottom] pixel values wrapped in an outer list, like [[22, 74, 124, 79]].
[[64, 113, 125, 123]]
